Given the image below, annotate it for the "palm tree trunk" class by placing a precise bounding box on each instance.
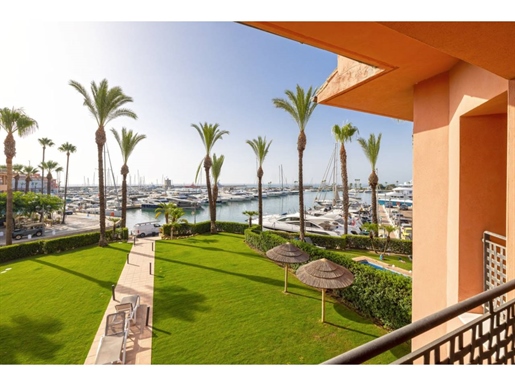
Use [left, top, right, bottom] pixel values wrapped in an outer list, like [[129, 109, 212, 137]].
[[204, 156, 216, 234], [25, 177, 30, 193], [212, 184, 218, 223], [369, 170, 379, 225], [14, 176, 19, 192], [298, 131, 306, 241], [371, 183, 378, 225], [257, 170, 263, 228], [121, 168, 128, 229], [4, 133, 15, 245], [370, 233, 377, 253], [383, 235, 390, 254], [47, 173, 52, 196], [340, 143, 349, 235], [61, 154, 70, 224], [41, 147, 45, 194], [96, 127, 108, 247]]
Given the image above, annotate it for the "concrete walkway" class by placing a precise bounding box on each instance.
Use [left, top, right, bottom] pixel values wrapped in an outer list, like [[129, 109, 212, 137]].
[[84, 236, 157, 365]]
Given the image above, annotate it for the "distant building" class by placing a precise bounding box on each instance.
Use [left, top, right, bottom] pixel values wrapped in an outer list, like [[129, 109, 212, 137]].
[[0, 168, 58, 195]]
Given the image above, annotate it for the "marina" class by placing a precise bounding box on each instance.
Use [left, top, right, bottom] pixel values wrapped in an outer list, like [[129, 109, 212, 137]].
[[57, 184, 412, 240]]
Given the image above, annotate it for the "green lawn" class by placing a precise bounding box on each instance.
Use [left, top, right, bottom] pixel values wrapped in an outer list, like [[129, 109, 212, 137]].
[[0, 243, 131, 364], [152, 233, 410, 364], [335, 248, 413, 272], [0, 234, 411, 364]]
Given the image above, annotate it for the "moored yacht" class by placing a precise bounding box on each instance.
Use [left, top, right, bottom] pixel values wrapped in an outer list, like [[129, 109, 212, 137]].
[[262, 212, 360, 237], [377, 183, 413, 207]]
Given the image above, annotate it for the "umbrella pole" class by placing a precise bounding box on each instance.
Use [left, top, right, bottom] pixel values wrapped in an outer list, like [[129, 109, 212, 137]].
[[321, 289, 326, 323], [284, 264, 288, 293]]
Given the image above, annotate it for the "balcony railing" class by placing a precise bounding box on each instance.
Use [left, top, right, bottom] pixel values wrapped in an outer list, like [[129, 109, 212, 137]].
[[483, 231, 507, 312], [322, 278, 515, 364]]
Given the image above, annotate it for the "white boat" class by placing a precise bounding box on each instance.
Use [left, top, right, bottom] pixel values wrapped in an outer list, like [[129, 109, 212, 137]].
[[377, 182, 413, 207], [262, 212, 358, 237], [305, 208, 363, 233]]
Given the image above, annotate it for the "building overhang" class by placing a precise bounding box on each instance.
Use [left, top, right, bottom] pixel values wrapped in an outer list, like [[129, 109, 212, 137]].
[[242, 22, 515, 121]]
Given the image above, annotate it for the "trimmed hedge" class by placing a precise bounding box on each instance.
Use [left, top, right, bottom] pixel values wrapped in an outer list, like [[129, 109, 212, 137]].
[[244, 228, 412, 330], [276, 232, 412, 256], [0, 228, 130, 263], [161, 221, 249, 238], [0, 240, 44, 262]]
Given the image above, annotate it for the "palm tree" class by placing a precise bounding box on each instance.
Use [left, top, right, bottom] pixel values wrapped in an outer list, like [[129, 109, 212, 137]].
[[357, 133, 382, 225], [0, 107, 38, 245], [111, 127, 146, 228], [192, 122, 229, 234], [381, 224, 398, 253], [40, 160, 62, 196], [69, 79, 137, 247], [362, 222, 379, 253], [58, 142, 77, 224], [273, 85, 317, 241], [169, 205, 187, 239], [332, 122, 359, 235], [38, 137, 54, 194], [23, 165, 39, 193], [243, 210, 259, 227], [210, 153, 224, 222], [13, 164, 24, 191], [246, 136, 272, 229], [154, 202, 176, 224]]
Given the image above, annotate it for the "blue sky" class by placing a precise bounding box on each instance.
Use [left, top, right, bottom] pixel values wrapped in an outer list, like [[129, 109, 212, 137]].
[[1, 20, 414, 188]]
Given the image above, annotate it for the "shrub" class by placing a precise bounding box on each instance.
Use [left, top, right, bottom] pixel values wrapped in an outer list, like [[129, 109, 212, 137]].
[[42, 232, 100, 254], [0, 241, 43, 262], [0, 230, 126, 261]]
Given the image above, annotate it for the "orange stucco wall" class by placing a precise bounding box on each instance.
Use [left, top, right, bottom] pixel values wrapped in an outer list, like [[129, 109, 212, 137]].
[[508, 80, 515, 293], [459, 114, 507, 302], [412, 62, 510, 352], [446, 63, 508, 311], [412, 72, 450, 349]]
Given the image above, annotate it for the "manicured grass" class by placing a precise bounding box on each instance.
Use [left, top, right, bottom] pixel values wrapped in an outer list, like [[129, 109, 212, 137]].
[[0, 242, 131, 364], [335, 248, 413, 272], [152, 233, 410, 364]]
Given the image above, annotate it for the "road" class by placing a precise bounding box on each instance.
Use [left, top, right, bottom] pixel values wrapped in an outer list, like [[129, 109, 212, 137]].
[[0, 213, 101, 246]]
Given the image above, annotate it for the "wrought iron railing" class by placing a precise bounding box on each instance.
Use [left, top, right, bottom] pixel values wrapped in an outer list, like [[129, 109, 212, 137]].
[[483, 231, 507, 312], [322, 279, 515, 364]]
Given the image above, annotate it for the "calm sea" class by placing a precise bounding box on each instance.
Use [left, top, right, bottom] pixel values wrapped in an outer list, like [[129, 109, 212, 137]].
[[125, 190, 372, 229]]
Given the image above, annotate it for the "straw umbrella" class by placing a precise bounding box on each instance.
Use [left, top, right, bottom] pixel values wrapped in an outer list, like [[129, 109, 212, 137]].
[[266, 242, 310, 293], [296, 258, 354, 322]]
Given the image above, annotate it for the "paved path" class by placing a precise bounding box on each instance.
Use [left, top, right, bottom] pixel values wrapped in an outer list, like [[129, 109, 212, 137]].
[[84, 236, 157, 365]]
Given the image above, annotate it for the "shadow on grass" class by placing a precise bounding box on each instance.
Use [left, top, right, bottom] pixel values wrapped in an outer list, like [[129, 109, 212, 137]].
[[158, 256, 305, 292], [153, 284, 210, 323], [32, 259, 115, 290], [161, 239, 265, 261], [0, 315, 64, 364]]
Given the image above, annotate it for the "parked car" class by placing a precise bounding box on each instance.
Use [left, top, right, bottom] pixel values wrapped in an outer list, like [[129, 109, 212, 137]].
[[402, 227, 412, 240], [12, 222, 46, 240], [131, 221, 161, 238]]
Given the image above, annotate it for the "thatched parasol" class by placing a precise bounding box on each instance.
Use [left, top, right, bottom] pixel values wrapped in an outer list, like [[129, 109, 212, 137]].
[[296, 258, 354, 322], [266, 242, 310, 293]]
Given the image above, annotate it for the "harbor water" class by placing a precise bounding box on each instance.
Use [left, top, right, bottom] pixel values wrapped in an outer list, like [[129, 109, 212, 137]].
[[125, 190, 372, 229]]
